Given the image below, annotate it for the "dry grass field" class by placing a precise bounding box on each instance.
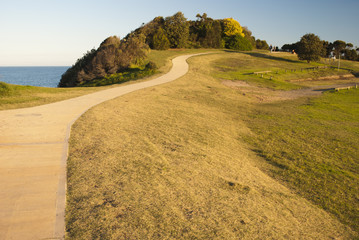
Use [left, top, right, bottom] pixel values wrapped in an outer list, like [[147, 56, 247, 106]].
[[66, 52, 358, 239]]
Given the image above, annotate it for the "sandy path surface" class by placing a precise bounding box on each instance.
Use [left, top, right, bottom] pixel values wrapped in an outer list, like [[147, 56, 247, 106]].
[[0, 54, 202, 240]]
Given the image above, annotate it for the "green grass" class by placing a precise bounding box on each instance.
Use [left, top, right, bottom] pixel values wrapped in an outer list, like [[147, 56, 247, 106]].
[[66, 51, 358, 239], [148, 48, 216, 69], [213, 51, 353, 90], [79, 68, 157, 87], [242, 88, 359, 232], [0, 82, 101, 110]]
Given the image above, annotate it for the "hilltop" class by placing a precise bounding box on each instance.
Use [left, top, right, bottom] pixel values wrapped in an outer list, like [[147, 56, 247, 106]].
[[58, 12, 268, 87]]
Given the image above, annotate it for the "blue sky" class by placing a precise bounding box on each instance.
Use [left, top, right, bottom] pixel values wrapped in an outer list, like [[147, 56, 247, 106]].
[[1, 0, 358, 66]]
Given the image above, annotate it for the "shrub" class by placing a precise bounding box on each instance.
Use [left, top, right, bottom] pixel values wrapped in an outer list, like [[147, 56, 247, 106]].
[[152, 27, 170, 50], [225, 34, 253, 51], [145, 61, 157, 70], [0, 82, 13, 96]]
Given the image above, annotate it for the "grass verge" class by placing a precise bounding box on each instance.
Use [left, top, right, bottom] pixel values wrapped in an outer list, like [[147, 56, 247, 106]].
[[0, 82, 100, 110]]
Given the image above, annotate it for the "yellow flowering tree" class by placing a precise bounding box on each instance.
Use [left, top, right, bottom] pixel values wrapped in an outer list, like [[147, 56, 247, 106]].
[[222, 18, 244, 37]]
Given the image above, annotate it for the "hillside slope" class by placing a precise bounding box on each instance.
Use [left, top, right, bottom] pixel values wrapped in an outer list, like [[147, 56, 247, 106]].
[[66, 52, 357, 239]]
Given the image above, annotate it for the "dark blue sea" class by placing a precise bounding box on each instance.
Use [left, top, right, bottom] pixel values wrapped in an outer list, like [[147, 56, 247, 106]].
[[0, 67, 69, 88]]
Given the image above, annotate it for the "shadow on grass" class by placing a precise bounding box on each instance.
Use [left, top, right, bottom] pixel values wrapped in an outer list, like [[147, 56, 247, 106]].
[[253, 149, 289, 170], [242, 52, 303, 64], [222, 50, 302, 64], [351, 71, 359, 78]]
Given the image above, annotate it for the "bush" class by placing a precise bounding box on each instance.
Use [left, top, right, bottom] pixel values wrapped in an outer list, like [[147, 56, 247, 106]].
[[79, 66, 157, 87], [145, 61, 157, 70], [0, 82, 13, 96], [225, 34, 253, 51]]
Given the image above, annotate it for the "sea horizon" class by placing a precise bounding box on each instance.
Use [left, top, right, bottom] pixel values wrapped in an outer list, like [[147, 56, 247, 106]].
[[0, 66, 70, 88]]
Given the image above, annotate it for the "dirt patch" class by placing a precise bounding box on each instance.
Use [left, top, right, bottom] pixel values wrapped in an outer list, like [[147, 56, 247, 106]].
[[222, 80, 251, 88], [290, 74, 355, 82], [222, 79, 359, 103]]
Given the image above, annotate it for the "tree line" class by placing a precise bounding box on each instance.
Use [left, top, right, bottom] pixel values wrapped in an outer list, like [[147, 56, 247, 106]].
[[59, 12, 269, 87], [282, 34, 359, 63], [134, 12, 268, 51]]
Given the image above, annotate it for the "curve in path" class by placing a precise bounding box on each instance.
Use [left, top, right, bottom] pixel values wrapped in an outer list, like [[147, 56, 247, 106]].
[[0, 53, 206, 240]]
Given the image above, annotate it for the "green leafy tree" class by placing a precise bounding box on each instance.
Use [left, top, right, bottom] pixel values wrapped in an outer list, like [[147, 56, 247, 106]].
[[152, 27, 170, 50], [190, 13, 223, 48], [322, 40, 332, 57], [120, 33, 149, 67], [343, 49, 358, 61], [242, 26, 256, 48], [256, 39, 269, 50], [134, 16, 165, 48], [164, 12, 189, 48], [346, 43, 353, 49], [225, 34, 253, 51], [297, 33, 324, 63], [59, 35, 149, 87], [203, 20, 223, 48], [282, 42, 299, 53], [332, 40, 346, 58]]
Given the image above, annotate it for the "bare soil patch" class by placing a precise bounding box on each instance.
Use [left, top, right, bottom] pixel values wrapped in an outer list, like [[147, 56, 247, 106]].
[[222, 80, 251, 88], [290, 74, 355, 82], [222, 79, 359, 102]]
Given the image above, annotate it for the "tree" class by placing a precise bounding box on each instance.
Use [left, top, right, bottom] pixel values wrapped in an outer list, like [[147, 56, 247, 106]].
[[164, 12, 189, 48], [137, 16, 165, 48], [59, 34, 149, 87], [332, 40, 346, 58], [225, 34, 253, 51], [346, 43, 353, 49], [297, 33, 324, 63], [242, 26, 256, 48], [203, 20, 222, 48], [322, 41, 332, 57], [120, 33, 149, 67], [189, 13, 223, 48], [222, 18, 244, 37], [343, 49, 358, 61], [282, 42, 299, 53], [256, 39, 269, 50], [152, 27, 170, 50]]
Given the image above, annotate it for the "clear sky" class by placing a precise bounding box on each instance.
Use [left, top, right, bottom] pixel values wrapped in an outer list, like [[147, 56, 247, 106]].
[[1, 0, 358, 66]]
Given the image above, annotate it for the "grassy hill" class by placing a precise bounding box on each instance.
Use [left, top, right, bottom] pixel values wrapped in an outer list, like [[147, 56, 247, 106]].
[[65, 51, 359, 239]]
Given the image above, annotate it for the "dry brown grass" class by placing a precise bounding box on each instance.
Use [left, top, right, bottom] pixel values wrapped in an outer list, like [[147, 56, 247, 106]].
[[66, 53, 356, 239]]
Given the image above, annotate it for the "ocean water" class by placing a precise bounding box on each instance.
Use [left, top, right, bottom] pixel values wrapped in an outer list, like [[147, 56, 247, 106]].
[[0, 66, 69, 88]]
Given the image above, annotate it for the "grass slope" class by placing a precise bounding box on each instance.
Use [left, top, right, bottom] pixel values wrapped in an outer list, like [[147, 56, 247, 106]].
[[66, 52, 358, 239], [243, 89, 359, 232]]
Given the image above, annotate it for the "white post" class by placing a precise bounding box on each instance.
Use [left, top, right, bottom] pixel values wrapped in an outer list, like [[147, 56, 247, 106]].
[[338, 52, 340, 70]]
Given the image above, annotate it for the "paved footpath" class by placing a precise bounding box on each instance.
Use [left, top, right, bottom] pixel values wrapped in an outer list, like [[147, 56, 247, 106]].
[[0, 54, 204, 240]]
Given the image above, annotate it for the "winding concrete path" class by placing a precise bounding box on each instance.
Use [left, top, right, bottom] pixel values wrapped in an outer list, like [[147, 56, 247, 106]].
[[0, 54, 203, 240]]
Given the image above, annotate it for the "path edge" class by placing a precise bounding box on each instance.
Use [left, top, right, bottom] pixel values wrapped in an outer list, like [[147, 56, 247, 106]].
[[53, 52, 212, 239]]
